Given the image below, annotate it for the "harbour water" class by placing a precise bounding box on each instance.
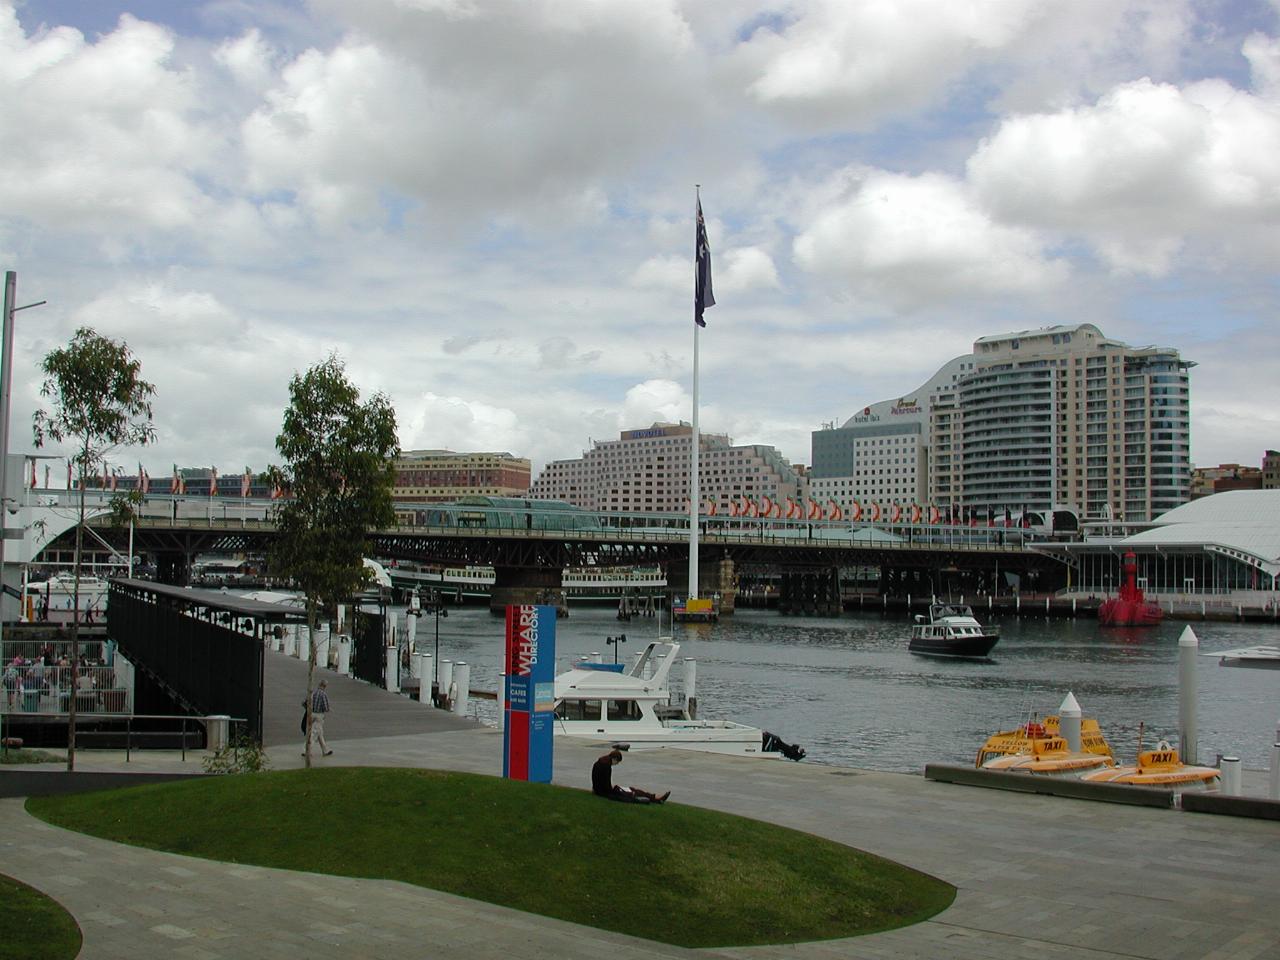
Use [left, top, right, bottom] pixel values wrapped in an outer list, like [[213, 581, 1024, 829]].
[[424, 605, 1280, 773]]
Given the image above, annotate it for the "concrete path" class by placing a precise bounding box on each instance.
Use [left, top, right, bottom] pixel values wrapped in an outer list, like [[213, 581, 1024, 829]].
[[3, 675, 1279, 958], [261, 646, 473, 748]]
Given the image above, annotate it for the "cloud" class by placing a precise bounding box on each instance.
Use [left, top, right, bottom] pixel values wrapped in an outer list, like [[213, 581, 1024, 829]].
[[242, 0, 705, 224], [0, 10, 224, 235], [733, 0, 1043, 128], [968, 75, 1280, 274], [791, 168, 1067, 307]]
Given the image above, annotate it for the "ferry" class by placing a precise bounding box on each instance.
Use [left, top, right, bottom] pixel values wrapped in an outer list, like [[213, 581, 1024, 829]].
[[909, 604, 999, 658], [553, 640, 803, 760], [1081, 741, 1220, 791]]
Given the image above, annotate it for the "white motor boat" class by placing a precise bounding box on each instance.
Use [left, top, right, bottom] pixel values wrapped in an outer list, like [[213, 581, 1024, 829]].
[[909, 603, 999, 659], [25, 572, 110, 623], [553, 640, 804, 760]]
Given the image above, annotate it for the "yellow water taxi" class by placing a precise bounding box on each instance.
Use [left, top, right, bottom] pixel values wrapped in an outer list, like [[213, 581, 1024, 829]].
[[979, 734, 1115, 777], [1080, 742, 1220, 790], [975, 716, 1114, 768]]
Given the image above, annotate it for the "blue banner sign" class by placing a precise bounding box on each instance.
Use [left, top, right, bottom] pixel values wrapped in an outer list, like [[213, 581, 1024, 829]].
[[503, 603, 556, 782]]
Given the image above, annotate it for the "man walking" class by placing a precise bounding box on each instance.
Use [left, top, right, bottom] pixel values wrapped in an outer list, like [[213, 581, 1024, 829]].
[[304, 679, 334, 757]]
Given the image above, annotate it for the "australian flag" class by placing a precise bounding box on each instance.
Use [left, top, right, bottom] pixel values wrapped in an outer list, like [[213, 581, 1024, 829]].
[[695, 196, 715, 327]]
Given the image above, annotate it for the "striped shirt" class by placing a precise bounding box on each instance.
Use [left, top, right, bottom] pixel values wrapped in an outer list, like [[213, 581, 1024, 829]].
[[311, 688, 330, 714]]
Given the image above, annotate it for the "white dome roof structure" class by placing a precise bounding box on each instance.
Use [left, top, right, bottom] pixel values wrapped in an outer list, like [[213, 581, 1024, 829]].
[[1124, 490, 1280, 578]]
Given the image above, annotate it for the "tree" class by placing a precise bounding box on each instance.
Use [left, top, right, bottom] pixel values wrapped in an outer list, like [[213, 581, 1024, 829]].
[[271, 355, 397, 767], [33, 327, 155, 771]]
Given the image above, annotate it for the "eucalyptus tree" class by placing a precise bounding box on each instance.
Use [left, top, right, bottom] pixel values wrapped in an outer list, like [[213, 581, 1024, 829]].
[[271, 356, 398, 767], [33, 327, 155, 771]]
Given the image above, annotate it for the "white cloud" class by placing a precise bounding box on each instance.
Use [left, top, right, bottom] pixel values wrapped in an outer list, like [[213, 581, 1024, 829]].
[[968, 75, 1280, 274], [792, 168, 1067, 306], [0, 9, 217, 233], [734, 0, 1043, 127], [719, 246, 779, 293]]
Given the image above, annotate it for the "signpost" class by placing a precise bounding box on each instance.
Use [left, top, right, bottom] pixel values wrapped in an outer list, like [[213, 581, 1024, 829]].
[[503, 603, 556, 782]]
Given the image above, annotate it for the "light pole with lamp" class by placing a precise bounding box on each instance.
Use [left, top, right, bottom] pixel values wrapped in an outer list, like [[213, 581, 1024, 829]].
[[606, 632, 626, 664], [408, 587, 448, 699]]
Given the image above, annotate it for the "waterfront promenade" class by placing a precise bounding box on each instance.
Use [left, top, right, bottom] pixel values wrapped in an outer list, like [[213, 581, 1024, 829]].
[[2, 659, 1278, 959]]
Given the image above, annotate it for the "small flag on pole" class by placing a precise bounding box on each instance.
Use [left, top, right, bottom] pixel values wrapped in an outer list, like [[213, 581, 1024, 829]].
[[695, 195, 715, 327], [210, 466, 218, 496]]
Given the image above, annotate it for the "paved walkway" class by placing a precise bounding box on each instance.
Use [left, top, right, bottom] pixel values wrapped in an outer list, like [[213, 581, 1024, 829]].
[[3, 662, 1279, 959]]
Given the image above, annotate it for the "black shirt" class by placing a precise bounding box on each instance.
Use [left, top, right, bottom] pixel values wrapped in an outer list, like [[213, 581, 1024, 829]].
[[591, 757, 614, 796]]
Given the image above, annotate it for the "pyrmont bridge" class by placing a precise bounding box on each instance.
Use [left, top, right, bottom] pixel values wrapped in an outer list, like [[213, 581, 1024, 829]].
[[20, 488, 1063, 614]]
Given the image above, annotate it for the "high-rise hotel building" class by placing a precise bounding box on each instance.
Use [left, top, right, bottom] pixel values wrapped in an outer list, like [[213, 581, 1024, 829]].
[[530, 422, 808, 514], [813, 324, 1194, 523]]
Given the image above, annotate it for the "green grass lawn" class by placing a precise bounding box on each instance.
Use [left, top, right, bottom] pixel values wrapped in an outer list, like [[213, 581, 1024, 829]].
[[27, 767, 954, 947], [0, 875, 82, 960]]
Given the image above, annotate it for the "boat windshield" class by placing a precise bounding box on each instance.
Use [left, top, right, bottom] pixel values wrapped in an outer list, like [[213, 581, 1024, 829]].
[[554, 699, 601, 721]]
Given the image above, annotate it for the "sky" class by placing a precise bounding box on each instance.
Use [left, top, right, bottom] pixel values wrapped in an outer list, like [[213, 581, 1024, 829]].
[[2, 0, 1278, 483]]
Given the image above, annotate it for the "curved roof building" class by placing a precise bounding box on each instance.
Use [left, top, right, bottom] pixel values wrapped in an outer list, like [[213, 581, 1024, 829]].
[[1036, 490, 1280, 596]]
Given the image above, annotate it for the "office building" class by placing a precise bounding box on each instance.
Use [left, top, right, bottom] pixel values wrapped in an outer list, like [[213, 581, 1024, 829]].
[[392, 450, 531, 502]]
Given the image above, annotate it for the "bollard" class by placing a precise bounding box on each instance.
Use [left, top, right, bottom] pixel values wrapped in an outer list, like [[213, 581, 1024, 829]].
[[684, 657, 698, 719], [497, 672, 507, 730], [1178, 626, 1199, 764], [439, 659, 454, 708], [1271, 742, 1280, 802], [406, 611, 417, 649], [385, 645, 400, 694], [1221, 757, 1242, 796], [1058, 691, 1082, 753], [451, 662, 471, 715], [314, 624, 331, 670], [206, 715, 230, 752], [421, 654, 434, 704], [337, 637, 351, 676], [590, 651, 602, 664]]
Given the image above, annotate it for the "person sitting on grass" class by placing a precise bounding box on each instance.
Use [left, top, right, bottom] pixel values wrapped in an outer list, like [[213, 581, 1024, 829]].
[[591, 748, 669, 804]]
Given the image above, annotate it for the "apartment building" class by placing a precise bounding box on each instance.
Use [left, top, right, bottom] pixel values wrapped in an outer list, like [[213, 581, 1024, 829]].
[[529, 422, 807, 514]]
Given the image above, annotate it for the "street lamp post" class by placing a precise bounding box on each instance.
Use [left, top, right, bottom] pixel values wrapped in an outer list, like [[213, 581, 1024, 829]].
[[431, 588, 447, 690], [606, 633, 626, 664]]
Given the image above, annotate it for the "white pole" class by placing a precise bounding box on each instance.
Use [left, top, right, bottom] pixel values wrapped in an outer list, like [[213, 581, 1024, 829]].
[[128, 519, 134, 578], [498, 672, 507, 730], [688, 188, 702, 602], [1270, 740, 1280, 802], [451, 661, 471, 715], [1059, 690, 1082, 753], [688, 309, 701, 600], [1220, 756, 1242, 797], [1178, 625, 1199, 764]]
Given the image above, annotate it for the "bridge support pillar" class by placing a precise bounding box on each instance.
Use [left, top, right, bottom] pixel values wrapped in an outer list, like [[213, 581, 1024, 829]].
[[155, 552, 191, 585], [489, 566, 565, 616], [664, 558, 736, 616], [779, 567, 842, 616]]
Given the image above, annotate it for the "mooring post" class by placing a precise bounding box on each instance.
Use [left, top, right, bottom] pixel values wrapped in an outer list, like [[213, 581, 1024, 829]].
[[1059, 691, 1082, 753], [1178, 626, 1199, 764]]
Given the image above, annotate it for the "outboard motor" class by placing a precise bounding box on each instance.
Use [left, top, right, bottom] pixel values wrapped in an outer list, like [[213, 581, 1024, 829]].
[[762, 731, 806, 761]]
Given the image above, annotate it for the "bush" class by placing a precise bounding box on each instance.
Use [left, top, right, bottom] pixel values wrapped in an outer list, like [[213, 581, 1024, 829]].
[[202, 734, 270, 774]]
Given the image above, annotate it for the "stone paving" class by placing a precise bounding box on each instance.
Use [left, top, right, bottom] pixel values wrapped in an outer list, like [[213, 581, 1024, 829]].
[[2, 647, 1279, 959]]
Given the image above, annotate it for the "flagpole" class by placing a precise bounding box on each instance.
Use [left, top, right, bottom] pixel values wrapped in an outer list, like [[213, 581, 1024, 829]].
[[688, 292, 700, 603]]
